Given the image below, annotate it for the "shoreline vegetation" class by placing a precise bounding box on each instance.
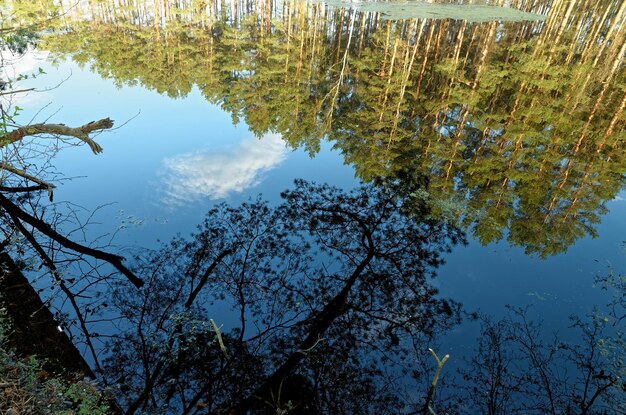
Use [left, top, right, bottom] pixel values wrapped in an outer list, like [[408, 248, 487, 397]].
[[0, 252, 93, 378], [0, 255, 112, 414]]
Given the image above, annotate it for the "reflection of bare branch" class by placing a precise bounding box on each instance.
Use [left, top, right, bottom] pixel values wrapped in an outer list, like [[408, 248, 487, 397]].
[[6, 210, 102, 371], [0, 88, 35, 96], [184, 248, 232, 308], [0, 193, 143, 288], [2, 118, 114, 154], [0, 161, 54, 188], [0, 184, 48, 193]]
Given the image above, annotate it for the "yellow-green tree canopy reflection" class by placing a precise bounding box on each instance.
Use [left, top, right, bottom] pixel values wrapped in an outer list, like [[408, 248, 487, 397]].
[[43, 0, 626, 257]]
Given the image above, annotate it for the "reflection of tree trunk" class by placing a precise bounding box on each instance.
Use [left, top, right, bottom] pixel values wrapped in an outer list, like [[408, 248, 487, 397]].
[[153, 0, 160, 38], [415, 23, 435, 98], [580, 2, 612, 63], [324, 9, 355, 129], [545, 159, 572, 221], [295, 8, 306, 79], [433, 20, 447, 65], [597, 1, 626, 58], [389, 20, 422, 144], [473, 127, 491, 162], [569, 3, 626, 112], [309, 4, 320, 82], [125, 245, 232, 415], [564, 9, 587, 65], [0, 252, 94, 378], [472, 21, 496, 90], [574, 38, 626, 154], [495, 177, 508, 209], [284, 1, 292, 83], [445, 20, 467, 102], [460, 24, 478, 70], [334, 8, 345, 64], [597, 89, 626, 152], [230, 238, 376, 414], [561, 168, 591, 223], [378, 37, 400, 122], [445, 105, 469, 179], [453, 20, 466, 65], [550, 0, 578, 50], [357, 11, 366, 54]]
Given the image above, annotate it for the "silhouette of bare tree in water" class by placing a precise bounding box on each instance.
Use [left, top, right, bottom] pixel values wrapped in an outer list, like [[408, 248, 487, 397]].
[[103, 176, 465, 414]]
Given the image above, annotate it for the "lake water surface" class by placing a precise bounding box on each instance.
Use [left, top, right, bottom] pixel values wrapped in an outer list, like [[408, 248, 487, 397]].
[[2, 0, 625, 413]]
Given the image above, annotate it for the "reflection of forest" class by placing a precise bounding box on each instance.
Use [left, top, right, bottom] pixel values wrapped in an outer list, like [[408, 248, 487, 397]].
[[1, 2, 625, 414], [40, 0, 626, 256]]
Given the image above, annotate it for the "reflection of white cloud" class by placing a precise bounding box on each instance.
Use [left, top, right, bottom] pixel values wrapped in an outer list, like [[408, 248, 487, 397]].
[[613, 195, 624, 202], [1, 48, 49, 75], [1, 48, 51, 107], [162, 134, 286, 205]]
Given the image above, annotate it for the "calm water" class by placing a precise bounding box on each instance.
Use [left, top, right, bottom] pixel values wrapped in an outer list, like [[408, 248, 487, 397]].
[[2, 0, 626, 413]]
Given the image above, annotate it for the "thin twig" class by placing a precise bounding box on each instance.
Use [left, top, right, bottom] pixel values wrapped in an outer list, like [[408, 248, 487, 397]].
[[210, 319, 230, 360], [423, 348, 450, 415]]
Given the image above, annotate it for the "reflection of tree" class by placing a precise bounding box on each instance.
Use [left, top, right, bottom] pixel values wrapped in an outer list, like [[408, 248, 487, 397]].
[[0, 92, 141, 289], [450, 302, 625, 415], [0, 124, 144, 371], [78, 178, 625, 415], [2, 6, 624, 410], [104, 177, 465, 414], [1, 3, 623, 413], [43, 0, 626, 256], [0, 22, 143, 374]]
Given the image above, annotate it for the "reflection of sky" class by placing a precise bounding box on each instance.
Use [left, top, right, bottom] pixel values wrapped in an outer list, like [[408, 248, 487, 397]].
[[161, 133, 286, 205], [14, 57, 355, 247], [12, 50, 626, 372], [0, 48, 52, 107]]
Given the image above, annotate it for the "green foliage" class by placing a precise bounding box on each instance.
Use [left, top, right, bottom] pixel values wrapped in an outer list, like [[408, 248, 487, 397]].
[[0, 311, 110, 415], [63, 383, 110, 415], [36, 0, 626, 258], [0, 28, 38, 54]]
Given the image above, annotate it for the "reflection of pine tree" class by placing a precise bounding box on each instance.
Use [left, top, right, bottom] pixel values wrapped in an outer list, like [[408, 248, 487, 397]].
[[43, 0, 626, 256]]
